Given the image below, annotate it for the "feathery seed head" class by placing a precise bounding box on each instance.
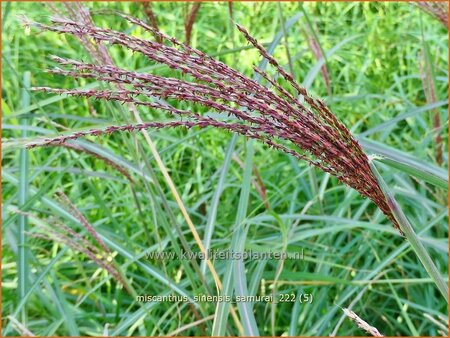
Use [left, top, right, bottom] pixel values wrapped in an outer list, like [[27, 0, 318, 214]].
[[28, 13, 401, 232]]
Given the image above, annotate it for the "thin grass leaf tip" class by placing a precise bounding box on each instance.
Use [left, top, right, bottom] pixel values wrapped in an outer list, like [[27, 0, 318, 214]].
[[28, 13, 401, 233]]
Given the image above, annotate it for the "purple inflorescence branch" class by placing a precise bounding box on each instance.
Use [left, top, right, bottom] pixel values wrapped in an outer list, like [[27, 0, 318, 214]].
[[28, 14, 400, 232]]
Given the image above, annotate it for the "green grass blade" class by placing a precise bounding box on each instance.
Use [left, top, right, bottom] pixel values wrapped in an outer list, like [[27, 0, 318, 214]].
[[233, 140, 259, 336], [211, 141, 258, 337], [377, 156, 446, 190], [368, 157, 448, 303], [201, 134, 237, 274], [360, 138, 447, 190], [211, 259, 235, 336], [300, 2, 331, 94], [102, 237, 194, 302], [50, 272, 80, 336], [252, 13, 303, 82], [309, 209, 446, 334], [3, 249, 67, 336], [288, 288, 302, 336], [359, 100, 448, 137], [386, 277, 419, 335], [17, 71, 30, 323], [212, 13, 302, 334], [302, 34, 363, 90]]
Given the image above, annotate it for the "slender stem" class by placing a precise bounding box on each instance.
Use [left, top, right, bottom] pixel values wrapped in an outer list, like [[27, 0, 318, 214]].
[[369, 157, 448, 303], [18, 71, 31, 324]]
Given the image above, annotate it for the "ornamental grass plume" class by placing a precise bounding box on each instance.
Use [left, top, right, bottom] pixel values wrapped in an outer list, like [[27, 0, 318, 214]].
[[27, 13, 401, 232], [19, 208, 130, 294]]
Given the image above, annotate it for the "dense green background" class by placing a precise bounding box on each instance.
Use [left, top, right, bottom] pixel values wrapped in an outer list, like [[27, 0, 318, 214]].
[[2, 1, 448, 336]]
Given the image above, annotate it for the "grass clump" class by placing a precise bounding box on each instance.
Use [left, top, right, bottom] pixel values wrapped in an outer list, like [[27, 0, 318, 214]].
[[2, 2, 448, 336]]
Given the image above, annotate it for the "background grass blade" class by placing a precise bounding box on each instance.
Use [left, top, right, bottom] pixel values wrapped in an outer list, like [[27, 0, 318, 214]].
[[368, 157, 448, 302], [201, 134, 237, 274], [17, 71, 30, 324], [360, 138, 448, 190], [359, 100, 448, 137], [212, 12, 302, 334], [233, 140, 259, 336]]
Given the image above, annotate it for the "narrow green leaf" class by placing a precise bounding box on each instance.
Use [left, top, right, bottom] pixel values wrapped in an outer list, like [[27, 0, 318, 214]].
[[302, 34, 363, 90], [360, 138, 447, 190], [309, 209, 447, 333], [212, 14, 303, 335], [369, 157, 448, 302], [50, 273, 80, 336], [18, 71, 30, 324], [233, 140, 259, 336], [359, 100, 448, 137], [201, 134, 237, 274]]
